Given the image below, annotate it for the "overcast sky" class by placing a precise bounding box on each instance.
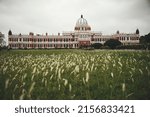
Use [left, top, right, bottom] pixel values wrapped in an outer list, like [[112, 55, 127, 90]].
[[0, 0, 150, 41]]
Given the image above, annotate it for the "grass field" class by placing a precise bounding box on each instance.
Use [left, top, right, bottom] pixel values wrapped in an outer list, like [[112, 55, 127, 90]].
[[0, 49, 150, 100]]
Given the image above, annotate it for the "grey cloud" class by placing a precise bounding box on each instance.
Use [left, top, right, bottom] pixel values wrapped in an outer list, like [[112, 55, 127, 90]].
[[146, 0, 150, 5], [0, 0, 150, 44]]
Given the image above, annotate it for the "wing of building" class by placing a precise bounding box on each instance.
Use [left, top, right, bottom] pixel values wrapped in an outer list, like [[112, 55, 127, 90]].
[[8, 15, 140, 49]]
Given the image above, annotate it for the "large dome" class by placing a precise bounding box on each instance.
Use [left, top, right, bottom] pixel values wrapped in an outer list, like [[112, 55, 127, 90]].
[[76, 15, 88, 26], [74, 15, 91, 31]]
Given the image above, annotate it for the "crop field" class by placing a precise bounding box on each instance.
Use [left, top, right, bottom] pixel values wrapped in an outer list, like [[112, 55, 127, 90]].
[[0, 49, 150, 100]]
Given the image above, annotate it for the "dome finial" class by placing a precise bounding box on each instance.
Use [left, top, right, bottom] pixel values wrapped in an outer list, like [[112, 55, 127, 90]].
[[81, 15, 83, 18]]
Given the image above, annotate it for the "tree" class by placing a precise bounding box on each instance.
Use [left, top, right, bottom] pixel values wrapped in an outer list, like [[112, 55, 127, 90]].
[[104, 39, 122, 49], [140, 33, 150, 44], [0, 32, 5, 47], [139, 33, 150, 50], [91, 43, 103, 49]]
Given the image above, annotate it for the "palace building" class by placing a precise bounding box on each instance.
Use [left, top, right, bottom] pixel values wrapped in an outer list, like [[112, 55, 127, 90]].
[[8, 15, 140, 49]]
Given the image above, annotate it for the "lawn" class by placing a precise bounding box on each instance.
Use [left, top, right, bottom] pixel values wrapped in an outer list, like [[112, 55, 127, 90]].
[[0, 49, 150, 99]]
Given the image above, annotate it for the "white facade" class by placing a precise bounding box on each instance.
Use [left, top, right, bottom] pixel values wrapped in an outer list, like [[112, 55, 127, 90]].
[[8, 15, 140, 49]]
